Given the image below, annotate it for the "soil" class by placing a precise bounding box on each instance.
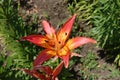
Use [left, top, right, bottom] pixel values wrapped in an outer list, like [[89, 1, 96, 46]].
[[33, 0, 69, 27]]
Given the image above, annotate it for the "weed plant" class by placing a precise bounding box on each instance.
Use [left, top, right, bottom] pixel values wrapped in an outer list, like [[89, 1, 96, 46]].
[[0, 0, 39, 79], [68, 0, 97, 25], [90, 0, 120, 66]]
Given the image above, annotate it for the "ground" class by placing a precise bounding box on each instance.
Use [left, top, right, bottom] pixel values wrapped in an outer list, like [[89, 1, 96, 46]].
[[34, 0, 69, 27]]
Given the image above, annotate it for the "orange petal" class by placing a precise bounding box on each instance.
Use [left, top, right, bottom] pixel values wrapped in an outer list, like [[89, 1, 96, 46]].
[[23, 69, 45, 79], [58, 46, 69, 56], [57, 14, 76, 46], [59, 52, 70, 68], [66, 37, 97, 50], [22, 35, 52, 49], [33, 49, 56, 66], [42, 20, 55, 35], [52, 61, 64, 78]]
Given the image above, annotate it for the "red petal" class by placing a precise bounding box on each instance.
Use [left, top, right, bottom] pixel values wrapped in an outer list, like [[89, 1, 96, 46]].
[[23, 69, 45, 79], [33, 65, 53, 75], [42, 20, 55, 35], [52, 61, 64, 78], [33, 49, 56, 66], [57, 14, 76, 46], [66, 37, 97, 50], [21, 35, 52, 49], [60, 52, 70, 68]]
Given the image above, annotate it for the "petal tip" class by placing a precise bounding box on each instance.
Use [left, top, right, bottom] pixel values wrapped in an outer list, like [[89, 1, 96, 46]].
[[73, 14, 77, 17], [92, 39, 97, 44], [42, 20, 48, 24], [70, 14, 77, 21]]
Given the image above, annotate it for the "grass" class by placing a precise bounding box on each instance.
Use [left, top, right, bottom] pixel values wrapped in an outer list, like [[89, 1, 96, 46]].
[[67, 0, 120, 66], [90, 0, 120, 66], [0, 0, 39, 79], [79, 51, 120, 80], [67, 0, 120, 79]]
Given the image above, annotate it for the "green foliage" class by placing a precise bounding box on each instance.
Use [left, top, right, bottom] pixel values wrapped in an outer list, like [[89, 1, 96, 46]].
[[90, 0, 120, 66], [68, 0, 97, 24], [67, 0, 120, 66], [107, 65, 120, 78], [78, 51, 120, 80], [0, 0, 39, 79], [67, 0, 98, 38], [58, 68, 74, 80], [81, 51, 98, 69], [80, 51, 98, 80]]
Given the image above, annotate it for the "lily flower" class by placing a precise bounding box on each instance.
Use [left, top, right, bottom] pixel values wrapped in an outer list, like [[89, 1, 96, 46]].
[[22, 14, 96, 68], [23, 61, 64, 80]]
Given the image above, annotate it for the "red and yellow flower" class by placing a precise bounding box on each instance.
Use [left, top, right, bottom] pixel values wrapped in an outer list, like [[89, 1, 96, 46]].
[[22, 14, 96, 68]]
